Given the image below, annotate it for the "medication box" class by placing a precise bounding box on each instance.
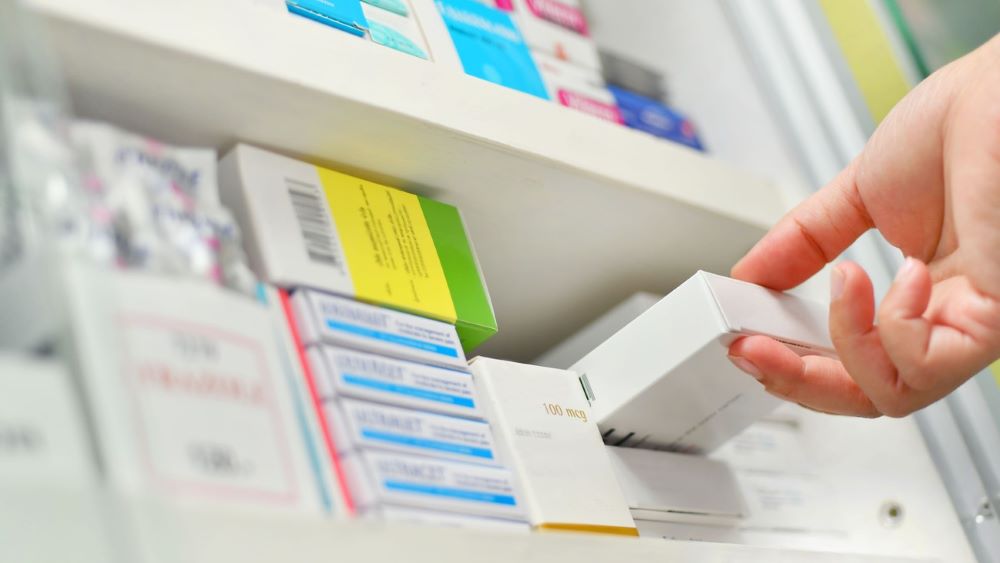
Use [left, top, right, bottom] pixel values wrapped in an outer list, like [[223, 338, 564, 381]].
[[470, 358, 637, 535], [493, 0, 600, 71], [286, 0, 369, 36], [307, 346, 482, 418], [533, 51, 621, 124], [219, 144, 497, 351], [362, 2, 430, 59], [608, 86, 704, 151], [326, 399, 500, 465], [572, 271, 834, 453], [343, 449, 524, 519], [435, 0, 549, 99], [292, 289, 468, 370], [606, 447, 744, 525]]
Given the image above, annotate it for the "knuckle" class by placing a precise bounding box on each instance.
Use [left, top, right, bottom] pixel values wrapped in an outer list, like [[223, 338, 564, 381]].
[[898, 366, 936, 391]]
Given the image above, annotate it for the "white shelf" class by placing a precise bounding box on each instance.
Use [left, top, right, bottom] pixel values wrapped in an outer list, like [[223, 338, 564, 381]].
[[3, 493, 932, 563], [28, 0, 784, 360]]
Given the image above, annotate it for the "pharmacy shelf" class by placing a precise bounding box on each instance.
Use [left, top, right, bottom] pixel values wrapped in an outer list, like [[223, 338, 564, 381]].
[[28, 0, 784, 360], [4, 493, 932, 563]]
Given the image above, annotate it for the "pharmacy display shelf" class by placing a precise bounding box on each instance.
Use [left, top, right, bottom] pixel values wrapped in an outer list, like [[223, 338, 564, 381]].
[[4, 493, 932, 563], [27, 0, 784, 361]]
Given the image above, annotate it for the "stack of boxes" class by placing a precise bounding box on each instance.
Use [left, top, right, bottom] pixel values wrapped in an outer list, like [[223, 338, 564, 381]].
[[483, 0, 622, 123], [219, 144, 529, 530]]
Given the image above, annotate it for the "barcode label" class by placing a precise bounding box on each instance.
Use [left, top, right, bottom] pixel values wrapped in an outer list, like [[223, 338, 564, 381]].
[[286, 178, 343, 269]]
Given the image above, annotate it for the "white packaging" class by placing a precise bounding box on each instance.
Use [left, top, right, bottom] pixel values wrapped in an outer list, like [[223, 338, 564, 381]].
[[501, 0, 600, 70], [307, 346, 482, 418], [375, 505, 531, 532], [343, 449, 524, 519], [535, 292, 661, 369], [63, 262, 327, 516], [292, 289, 467, 370], [532, 50, 621, 123], [409, 0, 464, 69], [327, 398, 500, 465], [0, 353, 97, 486], [362, 2, 431, 59], [470, 358, 637, 535], [572, 271, 834, 453], [606, 446, 744, 525]]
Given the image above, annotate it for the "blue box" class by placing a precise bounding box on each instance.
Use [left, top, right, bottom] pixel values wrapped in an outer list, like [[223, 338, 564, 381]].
[[435, 0, 549, 99], [287, 0, 369, 37], [608, 85, 705, 151]]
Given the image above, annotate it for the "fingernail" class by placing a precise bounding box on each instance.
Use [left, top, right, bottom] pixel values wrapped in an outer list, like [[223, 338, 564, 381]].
[[728, 354, 764, 381], [831, 265, 845, 301], [895, 257, 917, 282]]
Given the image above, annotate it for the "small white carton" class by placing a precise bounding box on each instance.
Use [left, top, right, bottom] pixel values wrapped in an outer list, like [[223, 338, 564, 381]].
[[292, 289, 467, 370], [326, 398, 500, 466], [307, 346, 482, 418], [533, 50, 621, 124], [571, 271, 834, 453], [343, 449, 524, 519], [606, 446, 744, 525], [500, 0, 600, 70], [470, 358, 637, 536]]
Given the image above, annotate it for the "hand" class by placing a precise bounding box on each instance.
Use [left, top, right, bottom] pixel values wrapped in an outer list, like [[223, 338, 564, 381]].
[[726, 34, 1000, 418]]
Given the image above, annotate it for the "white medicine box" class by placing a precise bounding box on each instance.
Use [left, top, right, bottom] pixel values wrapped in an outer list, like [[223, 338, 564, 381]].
[[572, 271, 834, 453]]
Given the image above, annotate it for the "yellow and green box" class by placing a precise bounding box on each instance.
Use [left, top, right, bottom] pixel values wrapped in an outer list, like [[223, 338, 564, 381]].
[[219, 144, 497, 351]]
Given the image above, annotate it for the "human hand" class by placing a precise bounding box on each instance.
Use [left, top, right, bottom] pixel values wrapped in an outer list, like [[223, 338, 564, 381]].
[[726, 34, 1000, 417]]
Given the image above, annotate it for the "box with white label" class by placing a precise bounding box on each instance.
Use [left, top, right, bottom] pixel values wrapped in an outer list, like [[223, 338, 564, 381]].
[[342, 449, 524, 519], [292, 289, 467, 370], [572, 271, 834, 453], [63, 262, 332, 516], [532, 50, 621, 124], [470, 358, 637, 536], [493, 0, 600, 70], [326, 399, 500, 465], [218, 144, 497, 351], [606, 447, 744, 525], [307, 346, 482, 418]]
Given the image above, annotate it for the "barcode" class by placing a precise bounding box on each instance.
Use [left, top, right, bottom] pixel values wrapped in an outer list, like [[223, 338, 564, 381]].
[[286, 178, 343, 269]]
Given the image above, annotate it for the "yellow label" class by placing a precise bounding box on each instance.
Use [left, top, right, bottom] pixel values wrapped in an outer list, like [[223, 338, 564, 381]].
[[318, 167, 457, 322], [991, 361, 1000, 390]]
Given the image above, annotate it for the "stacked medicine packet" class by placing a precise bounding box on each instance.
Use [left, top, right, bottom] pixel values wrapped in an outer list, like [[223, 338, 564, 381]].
[[218, 144, 525, 530]]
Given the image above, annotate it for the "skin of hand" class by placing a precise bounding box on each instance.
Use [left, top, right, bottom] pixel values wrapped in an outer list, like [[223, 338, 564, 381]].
[[726, 34, 1000, 418]]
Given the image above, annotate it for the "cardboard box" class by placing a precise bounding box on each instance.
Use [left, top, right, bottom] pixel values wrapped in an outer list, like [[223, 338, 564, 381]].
[[492, 0, 600, 71], [410, 0, 464, 69], [571, 271, 834, 453], [434, 0, 549, 99], [63, 263, 331, 516], [606, 447, 744, 525], [533, 51, 621, 124], [291, 289, 468, 370], [608, 85, 704, 151], [325, 399, 500, 465], [286, 0, 369, 36], [470, 358, 637, 536], [362, 2, 429, 59], [307, 346, 483, 418], [219, 144, 497, 351], [342, 449, 524, 519]]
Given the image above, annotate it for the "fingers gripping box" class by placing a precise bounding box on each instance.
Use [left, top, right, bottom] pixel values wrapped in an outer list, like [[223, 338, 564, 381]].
[[571, 271, 834, 453]]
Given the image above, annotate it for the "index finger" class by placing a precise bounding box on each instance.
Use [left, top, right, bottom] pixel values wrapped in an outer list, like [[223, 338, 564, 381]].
[[732, 163, 873, 290]]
